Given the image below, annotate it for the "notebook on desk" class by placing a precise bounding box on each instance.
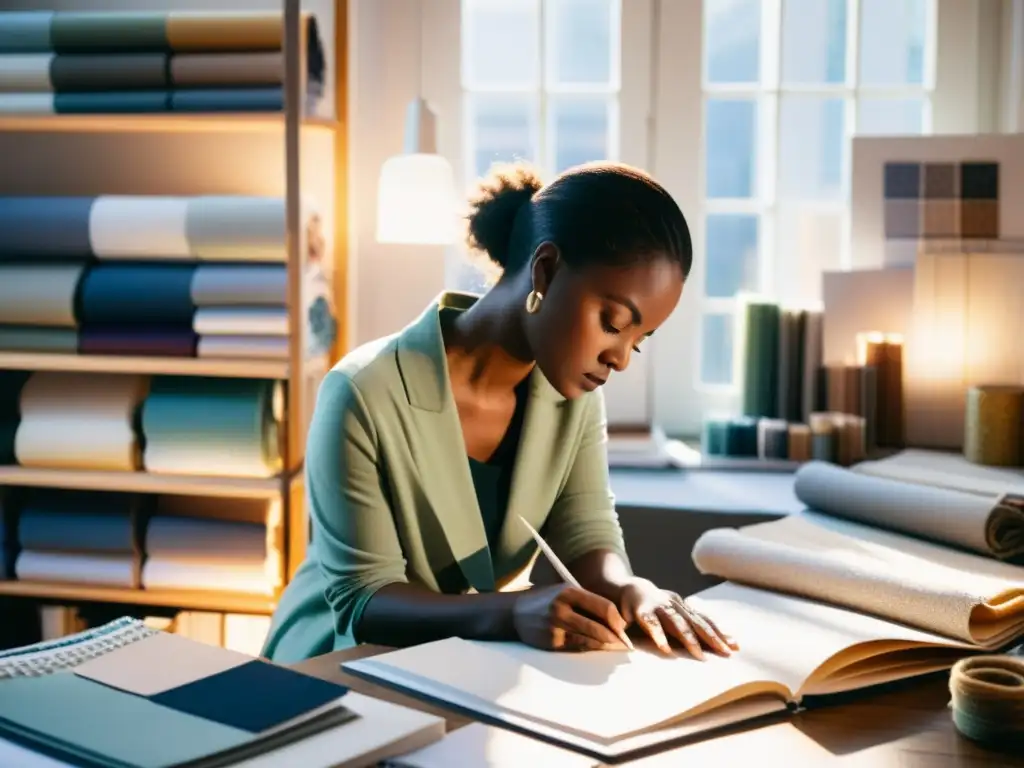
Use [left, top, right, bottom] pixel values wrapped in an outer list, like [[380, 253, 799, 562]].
[[0, 618, 444, 768], [344, 459, 1024, 764]]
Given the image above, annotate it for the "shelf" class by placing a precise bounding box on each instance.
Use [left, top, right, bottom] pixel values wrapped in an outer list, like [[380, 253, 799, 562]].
[[0, 581, 275, 615], [0, 466, 283, 498], [0, 113, 338, 134], [0, 353, 288, 380]]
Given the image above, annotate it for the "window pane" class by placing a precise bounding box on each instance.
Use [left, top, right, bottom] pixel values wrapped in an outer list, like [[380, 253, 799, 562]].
[[774, 207, 843, 305], [548, 95, 611, 174], [705, 99, 757, 198], [781, 0, 847, 84], [778, 96, 846, 201], [547, 0, 614, 87], [704, 0, 761, 84], [467, 94, 539, 179], [462, 0, 540, 89], [859, 0, 928, 86], [701, 312, 734, 385], [856, 97, 925, 135], [705, 214, 760, 298]]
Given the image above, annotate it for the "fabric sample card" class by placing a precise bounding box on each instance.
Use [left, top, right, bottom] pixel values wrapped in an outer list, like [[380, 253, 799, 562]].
[[960, 161, 999, 199], [883, 162, 920, 199], [884, 199, 920, 239], [74, 631, 252, 696], [922, 200, 959, 238], [150, 659, 348, 733], [923, 162, 957, 198], [961, 200, 999, 239]]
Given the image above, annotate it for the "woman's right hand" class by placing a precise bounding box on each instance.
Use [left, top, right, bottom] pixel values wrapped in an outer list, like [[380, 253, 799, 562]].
[[512, 584, 631, 651]]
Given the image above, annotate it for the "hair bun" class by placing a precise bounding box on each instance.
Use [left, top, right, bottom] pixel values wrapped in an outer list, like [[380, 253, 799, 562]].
[[465, 162, 544, 269]]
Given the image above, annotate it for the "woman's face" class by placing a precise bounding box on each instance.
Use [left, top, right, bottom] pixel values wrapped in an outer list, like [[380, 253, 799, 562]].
[[526, 250, 685, 399]]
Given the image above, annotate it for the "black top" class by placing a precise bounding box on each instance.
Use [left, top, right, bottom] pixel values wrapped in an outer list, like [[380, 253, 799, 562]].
[[467, 378, 529, 554]]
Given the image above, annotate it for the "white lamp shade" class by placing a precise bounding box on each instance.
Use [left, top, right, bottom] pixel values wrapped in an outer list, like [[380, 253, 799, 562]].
[[376, 153, 459, 245]]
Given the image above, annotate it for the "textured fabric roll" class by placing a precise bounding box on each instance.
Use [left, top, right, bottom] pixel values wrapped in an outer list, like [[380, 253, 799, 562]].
[[50, 53, 167, 91], [50, 12, 168, 54], [78, 326, 197, 358], [197, 335, 289, 361], [14, 550, 137, 588], [142, 556, 273, 594], [788, 423, 812, 462], [88, 195, 190, 260], [0, 53, 53, 91], [190, 264, 287, 306], [0, 92, 53, 113], [193, 307, 287, 336], [0, 12, 53, 53], [18, 510, 135, 554], [0, 326, 77, 352], [165, 12, 283, 52], [757, 418, 789, 459], [169, 87, 282, 113], [145, 516, 266, 562], [725, 417, 758, 457], [169, 51, 282, 87], [54, 90, 169, 113], [964, 386, 1024, 467], [0, 197, 94, 259], [701, 416, 730, 456], [0, 264, 85, 327], [738, 297, 781, 419], [185, 196, 285, 262], [79, 264, 196, 325]]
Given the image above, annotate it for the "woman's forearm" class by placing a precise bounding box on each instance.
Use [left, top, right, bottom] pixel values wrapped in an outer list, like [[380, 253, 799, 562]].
[[569, 548, 635, 605], [356, 582, 521, 647]]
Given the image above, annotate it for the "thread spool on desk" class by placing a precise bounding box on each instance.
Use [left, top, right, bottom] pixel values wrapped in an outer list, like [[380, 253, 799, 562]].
[[964, 385, 1024, 467], [949, 655, 1024, 749]]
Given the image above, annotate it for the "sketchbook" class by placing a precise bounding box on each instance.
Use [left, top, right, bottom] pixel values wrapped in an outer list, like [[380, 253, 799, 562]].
[[344, 458, 1024, 763]]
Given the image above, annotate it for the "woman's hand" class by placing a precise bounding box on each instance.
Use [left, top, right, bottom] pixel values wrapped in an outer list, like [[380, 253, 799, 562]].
[[512, 584, 632, 652], [618, 578, 739, 659]]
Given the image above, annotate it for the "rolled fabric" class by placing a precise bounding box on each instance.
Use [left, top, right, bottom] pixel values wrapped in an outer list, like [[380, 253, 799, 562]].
[[0, 264, 85, 327], [49, 12, 168, 54], [788, 423, 811, 462], [701, 416, 729, 457], [79, 264, 196, 325], [964, 386, 1024, 467], [88, 195, 190, 260], [50, 53, 168, 91], [184, 196, 285, 262], [165, 11, 283, 52], [757, 418, 789, 460], [193, 307, 288, 336], [0, 12, 53, 53], [0, 326, 77, 352], [197, 335, 288, 360], [190, 264, 287, 306], [14, 550, 137, 588], [78, 326, 198, 358], [0, 93, 53, 113], [725, 417, 758, 457], [169, 51, 282, 87], [170, 87, 282, 113], [0, 197, 94, 259], [53, 90, 169, 114], [949, 655, 1024, 747], [0, 53, 53, 91]]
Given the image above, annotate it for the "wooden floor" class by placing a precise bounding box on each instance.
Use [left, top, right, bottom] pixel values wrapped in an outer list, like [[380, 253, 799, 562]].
[[294, 645, 1024, 767]]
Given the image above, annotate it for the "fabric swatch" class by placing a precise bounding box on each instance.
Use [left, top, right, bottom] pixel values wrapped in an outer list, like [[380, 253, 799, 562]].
[[150, 659, 348, 733]]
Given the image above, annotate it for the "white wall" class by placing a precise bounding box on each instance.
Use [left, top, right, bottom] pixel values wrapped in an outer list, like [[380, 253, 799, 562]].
[[347, 0, 448, 346]]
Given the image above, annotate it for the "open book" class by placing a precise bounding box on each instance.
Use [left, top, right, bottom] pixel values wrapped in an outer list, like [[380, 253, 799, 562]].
[[344, 453, 1024, 764]]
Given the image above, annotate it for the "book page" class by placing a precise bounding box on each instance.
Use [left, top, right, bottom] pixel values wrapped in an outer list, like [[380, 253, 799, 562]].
[[346, 582, 956, 744], [692, 511, 1024, 646]]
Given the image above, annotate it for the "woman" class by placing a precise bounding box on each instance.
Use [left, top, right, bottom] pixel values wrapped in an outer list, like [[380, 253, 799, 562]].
[[263, 161, 739, 664]]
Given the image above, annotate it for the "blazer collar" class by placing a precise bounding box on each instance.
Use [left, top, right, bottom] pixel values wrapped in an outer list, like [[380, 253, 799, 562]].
[[394, 291, 566, 592]]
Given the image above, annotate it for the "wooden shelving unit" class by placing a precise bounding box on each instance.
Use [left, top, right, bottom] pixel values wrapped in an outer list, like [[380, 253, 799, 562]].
[[0, 0, 348, 622]]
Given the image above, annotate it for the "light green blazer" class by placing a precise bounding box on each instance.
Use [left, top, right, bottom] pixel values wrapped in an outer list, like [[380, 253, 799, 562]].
[[262, 292, 629, 663]]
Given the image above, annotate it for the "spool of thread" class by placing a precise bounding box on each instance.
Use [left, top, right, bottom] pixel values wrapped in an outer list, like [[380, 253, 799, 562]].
[[949, 655, 1024, 748], [725, 416, 758, 457], [964, 386, 1024, 467], [787, 423, 811, 462], [701, 416, 730, 456], [757, 418, 789, 459]]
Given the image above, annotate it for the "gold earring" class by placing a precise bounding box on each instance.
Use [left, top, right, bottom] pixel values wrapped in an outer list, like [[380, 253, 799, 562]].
[[525, 290, 544, 314]]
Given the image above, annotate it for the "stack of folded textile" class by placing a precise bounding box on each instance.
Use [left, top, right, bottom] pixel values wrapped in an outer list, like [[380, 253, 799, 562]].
[[0, 10, 324, 115]]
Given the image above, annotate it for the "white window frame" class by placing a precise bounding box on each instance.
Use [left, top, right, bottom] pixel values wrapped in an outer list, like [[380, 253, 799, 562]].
[[651, 0, 1002, 437], [421, 0, 1001, 439]]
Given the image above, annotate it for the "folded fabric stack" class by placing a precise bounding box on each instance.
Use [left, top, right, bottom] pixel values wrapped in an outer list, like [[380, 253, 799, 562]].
[[9, 490, 142, 589], [0, 10, 324, 115], [192, 264, 289, 361], [140, 377, 284, 478], [0, 194, 307, 360], [13, 372, 149, 471], [141, 494, 283, 596]]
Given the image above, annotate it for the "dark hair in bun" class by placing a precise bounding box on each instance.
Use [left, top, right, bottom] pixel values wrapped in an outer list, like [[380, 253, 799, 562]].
[[464, 159, 691, 278]]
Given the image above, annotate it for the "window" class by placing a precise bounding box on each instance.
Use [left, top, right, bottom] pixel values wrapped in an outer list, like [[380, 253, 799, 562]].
[[456, 0, 622, 289], [698, 0, 934, 391]]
